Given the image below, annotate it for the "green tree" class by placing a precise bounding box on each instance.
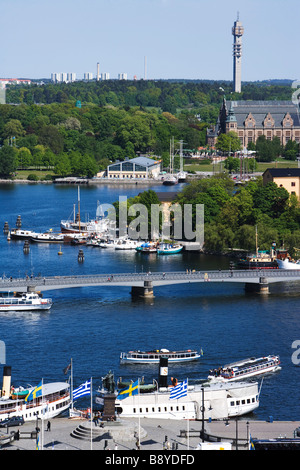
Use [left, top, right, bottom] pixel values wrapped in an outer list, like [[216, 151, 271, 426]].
[[216, 131, 241, 153], [0, 145, 18, 177]]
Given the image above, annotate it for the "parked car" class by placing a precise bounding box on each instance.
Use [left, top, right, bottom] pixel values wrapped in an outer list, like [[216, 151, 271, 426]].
[[0, 416, 24, 427]]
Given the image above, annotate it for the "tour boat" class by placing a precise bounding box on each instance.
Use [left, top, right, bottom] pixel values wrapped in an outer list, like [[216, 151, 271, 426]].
[[237, 250, 278, 269], [207, 355, 281, 383], [114, 380, 260, 420], [120, 348, 202, 364], [0, 368, 71, 422], [0, 292, 52, 311], [157, 243, 183, 255]]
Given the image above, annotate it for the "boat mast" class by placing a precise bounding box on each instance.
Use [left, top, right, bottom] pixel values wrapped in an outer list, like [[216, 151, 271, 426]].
[[77, 186, 81, 231], [255, 225, 258, 258]]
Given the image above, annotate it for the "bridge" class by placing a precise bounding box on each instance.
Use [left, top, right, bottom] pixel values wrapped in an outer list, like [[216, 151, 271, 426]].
[[1, 269, 300, 298]]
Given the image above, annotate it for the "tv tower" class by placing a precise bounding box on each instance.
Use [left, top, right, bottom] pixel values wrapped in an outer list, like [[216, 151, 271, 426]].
[[232, 13, 244, 93]]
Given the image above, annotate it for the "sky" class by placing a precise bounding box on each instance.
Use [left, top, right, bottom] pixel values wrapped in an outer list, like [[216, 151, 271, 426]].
[[1, 0, 299, 82]]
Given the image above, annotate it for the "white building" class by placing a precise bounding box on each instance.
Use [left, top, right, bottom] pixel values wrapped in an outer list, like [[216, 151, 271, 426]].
[[100, 157, 162, 179], [84, 73, 93, 81], [118, 73, 127, 80], [101, 73, 110, 80]]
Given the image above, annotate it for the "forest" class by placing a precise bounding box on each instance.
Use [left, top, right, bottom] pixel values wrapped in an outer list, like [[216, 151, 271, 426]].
[[0, 79, 294, 178]]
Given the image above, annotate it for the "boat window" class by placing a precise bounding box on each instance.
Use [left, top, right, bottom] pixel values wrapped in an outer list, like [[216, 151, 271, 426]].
[[236, 401, 240, 405], [230, 401, 234, 406], [247, 399, 250, 404], [242, 400, 245, 404], [133, 408, 136, 413]]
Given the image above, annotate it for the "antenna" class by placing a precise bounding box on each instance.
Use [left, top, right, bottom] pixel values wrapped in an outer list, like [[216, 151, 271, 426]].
[[237, 11, 239, 21], [144, 56, 147, 80]]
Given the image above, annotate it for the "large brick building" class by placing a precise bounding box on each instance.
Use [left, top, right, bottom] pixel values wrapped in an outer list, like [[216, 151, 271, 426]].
[[207, 99, 300, 148]]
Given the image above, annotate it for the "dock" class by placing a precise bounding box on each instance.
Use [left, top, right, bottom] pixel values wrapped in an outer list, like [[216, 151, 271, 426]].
[[2, 416, 300, 451]]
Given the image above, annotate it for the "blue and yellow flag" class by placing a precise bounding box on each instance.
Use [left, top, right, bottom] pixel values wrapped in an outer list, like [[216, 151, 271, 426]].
[[117, 380, 139, 400], [25, 381, 43, 402]]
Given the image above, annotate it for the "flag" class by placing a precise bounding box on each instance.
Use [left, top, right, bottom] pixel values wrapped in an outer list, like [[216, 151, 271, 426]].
[[169, 379, 188, 400], [249, 434, 255, 450], [63, 363, 71, 375], [72, 380, 91, 401], [117, 380, 139, 400], [36, 434, 40, 450], [25, 381, 43, 402]]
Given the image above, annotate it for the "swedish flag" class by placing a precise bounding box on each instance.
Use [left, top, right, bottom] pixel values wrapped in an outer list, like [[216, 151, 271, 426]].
[[25, 381, 43, 402], [117, 380, 139, 400]]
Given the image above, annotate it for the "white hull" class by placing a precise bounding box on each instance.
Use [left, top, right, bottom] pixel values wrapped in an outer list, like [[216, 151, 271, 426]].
[[0, 383, 70, 422], [209, 365, 281, 383], [120, 349, 201, 364], [0, 293, 52, 312], [276, 259, 300, 270], [115, 381, 259, 420], [120, 356, 200, 364]]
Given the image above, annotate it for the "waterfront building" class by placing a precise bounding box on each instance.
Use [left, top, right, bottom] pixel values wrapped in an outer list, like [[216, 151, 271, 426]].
[[100, 156, 161, 179], [263, 168, 300, 199], [207, 99, 300, 148]]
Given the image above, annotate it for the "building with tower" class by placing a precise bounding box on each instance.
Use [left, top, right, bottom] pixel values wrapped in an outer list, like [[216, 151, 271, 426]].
[[232, 14, 244, 93]]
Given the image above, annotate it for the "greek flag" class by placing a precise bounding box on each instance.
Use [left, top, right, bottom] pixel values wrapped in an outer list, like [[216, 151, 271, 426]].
[[169, 379, 188, 400], [72, 380, 91, 401]]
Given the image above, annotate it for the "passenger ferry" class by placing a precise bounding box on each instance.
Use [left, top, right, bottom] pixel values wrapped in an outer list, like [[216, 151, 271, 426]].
[[207, 355, 281, 383], [120, 348, 202, 364], [0, 367, 71, 422], [114, 380, 260, 420], [0, 292, 52, 311]]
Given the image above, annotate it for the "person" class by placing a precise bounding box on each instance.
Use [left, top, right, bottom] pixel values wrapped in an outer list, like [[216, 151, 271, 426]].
[[47, 421, 51, 431]]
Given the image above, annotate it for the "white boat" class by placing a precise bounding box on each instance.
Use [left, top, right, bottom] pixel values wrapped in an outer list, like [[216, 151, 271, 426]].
[[114, 380, 260, 420], [135, 242, 158, 253], [276, 258, 300, 270], [207, 355, 281, 383], [0, 368, 70, 422], [0, 292, 52, 311], [115, 239, 143, 250], [120, 348, 201, 364], [10, 229, 39, 240], [163, 174, 178, 186], [30, 232, 65, 243], [157, 243, 183, 254], [99, 239, 120, 248]]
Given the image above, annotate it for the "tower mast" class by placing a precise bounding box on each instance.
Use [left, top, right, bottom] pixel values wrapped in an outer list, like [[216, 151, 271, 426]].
[[232, 13, 244, 93]]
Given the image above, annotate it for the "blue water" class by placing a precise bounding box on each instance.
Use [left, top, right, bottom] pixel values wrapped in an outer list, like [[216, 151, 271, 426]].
[[0, 182, 299, 421]]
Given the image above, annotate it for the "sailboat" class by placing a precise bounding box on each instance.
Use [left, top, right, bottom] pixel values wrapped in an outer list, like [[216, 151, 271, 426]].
[[237, 227, 278, 269], [163, 137, 178, 186], [176, 140, 187, 183]]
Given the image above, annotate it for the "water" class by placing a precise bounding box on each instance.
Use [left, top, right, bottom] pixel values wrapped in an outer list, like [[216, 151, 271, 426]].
[[0, 182, 299, 421]]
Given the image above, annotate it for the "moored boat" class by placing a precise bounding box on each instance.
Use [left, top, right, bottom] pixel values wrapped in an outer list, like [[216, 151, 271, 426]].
[[0, 367, 70, 422], [120, 348, 202, 364], [157, 243, 183, 254], [10, 229, 39, 240], [30, 231, 65, 243], [207, 355, 281, 383], [0, 292, 52, 311], [135, 242, 158, 253], [276, 258, 300, 270]]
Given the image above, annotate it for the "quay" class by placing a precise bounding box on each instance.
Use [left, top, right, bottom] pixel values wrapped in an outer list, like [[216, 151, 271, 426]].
[[2, 416, 300, 450], [1, 269, 300, 297]]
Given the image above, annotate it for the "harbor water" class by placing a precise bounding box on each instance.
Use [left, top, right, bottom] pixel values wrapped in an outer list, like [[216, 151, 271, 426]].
[[0, 182, 299, 421]]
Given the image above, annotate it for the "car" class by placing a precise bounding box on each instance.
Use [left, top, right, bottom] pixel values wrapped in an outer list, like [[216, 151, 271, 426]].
[[0, 416, 24, 427]]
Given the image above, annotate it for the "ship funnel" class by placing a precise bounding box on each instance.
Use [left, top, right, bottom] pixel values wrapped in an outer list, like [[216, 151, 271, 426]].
[[2, 366, 11, 398], [158, 357, 168, 388]]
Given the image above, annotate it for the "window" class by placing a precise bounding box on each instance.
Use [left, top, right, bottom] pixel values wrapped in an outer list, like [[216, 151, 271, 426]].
[[291, 182, 296, 187]]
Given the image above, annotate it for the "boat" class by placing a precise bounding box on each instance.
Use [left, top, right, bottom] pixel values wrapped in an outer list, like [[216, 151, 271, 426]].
[[114, 379, 259, 420], [237, 250, 278, 269], [157, 243, 183, 254], [0, 367, 70, 422], [97, 365, 260, 420], [0, 292, 52, 311], [176, 171, 187, 183], [135, 242, 158, 253], [60, 187, 112, 236], [120, 348, 202, 364], [162, 137, 178, 186], [10, 229, 39, 240], [207, 355, 281, 383], [276, 258, 300, 269], [115, 239, 143, 250], [99, 238, 120, 248], [30, 231, 65, 243], [163, 174, 178, 186]]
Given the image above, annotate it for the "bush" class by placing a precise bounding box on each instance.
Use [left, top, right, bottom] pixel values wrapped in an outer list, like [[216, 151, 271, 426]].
[[27, 173, 39, 181]]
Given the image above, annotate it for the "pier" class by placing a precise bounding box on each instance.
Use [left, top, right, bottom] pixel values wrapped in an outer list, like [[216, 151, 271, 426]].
[[1, 268, 300, 298]]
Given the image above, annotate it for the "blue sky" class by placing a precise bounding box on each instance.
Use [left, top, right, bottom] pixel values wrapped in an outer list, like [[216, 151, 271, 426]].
[[1, 0, 299, 81]]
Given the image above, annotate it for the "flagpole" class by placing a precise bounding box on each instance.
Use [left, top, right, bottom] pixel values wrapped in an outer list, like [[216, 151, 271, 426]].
[[71, 358, 73, 412], [138, 378, 140, 449], [41, 378, 44, 451], [187, 378, 189, 450], [90, 377, 93, 450]]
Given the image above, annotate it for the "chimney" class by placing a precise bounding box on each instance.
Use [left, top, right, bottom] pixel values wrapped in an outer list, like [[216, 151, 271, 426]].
[[2, 366, 11, 398]]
